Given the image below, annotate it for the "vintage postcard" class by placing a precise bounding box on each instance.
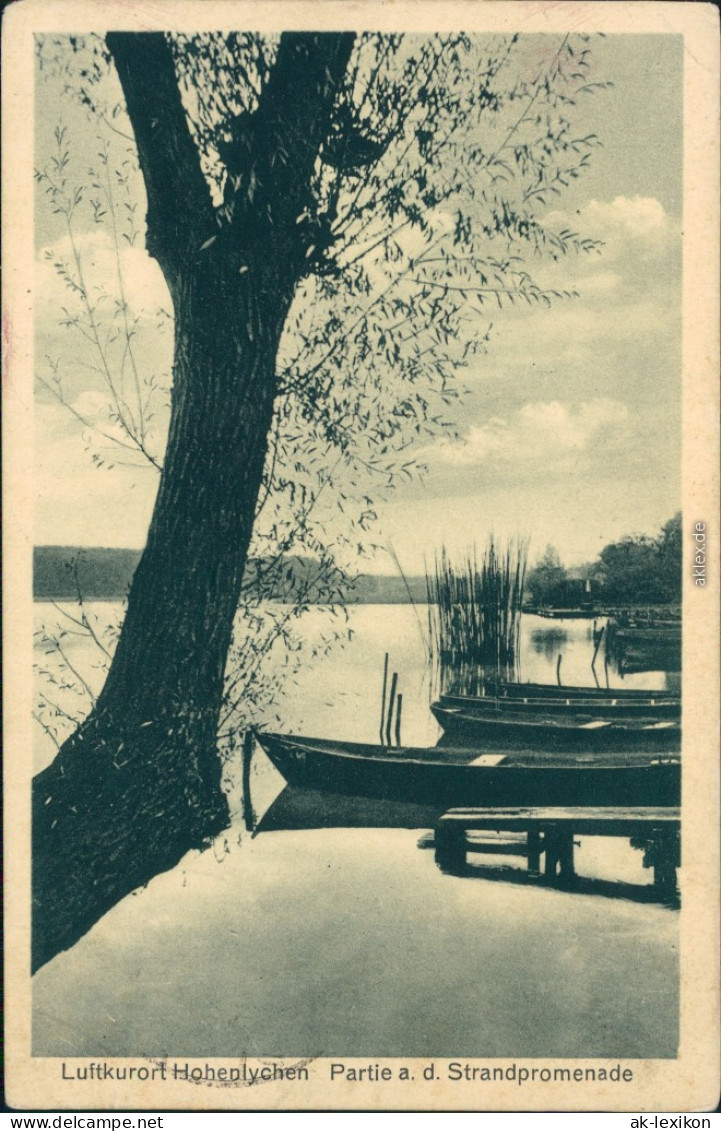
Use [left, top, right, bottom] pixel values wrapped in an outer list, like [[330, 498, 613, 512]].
[[4, 0, 719, 1114]]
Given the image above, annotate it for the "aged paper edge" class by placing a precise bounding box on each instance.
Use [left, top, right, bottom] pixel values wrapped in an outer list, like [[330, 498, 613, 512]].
[[3, 0, 720, 1113]]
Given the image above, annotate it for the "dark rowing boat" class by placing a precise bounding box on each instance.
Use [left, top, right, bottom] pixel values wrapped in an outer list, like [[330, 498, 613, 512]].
[[438, 692, 680, 719], [612, 627, 681, 645], [620, 657, 680, 676], [430, 703, 681, 752], [473, 678, 677, 701], [254, 732, 680, 813]]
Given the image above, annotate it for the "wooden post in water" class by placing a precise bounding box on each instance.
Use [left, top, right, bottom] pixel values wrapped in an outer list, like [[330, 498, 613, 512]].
[[591, 628, 602, 689], [591, 625, 605, 670], [556, 653, 563, 686], [394, 693, 403, 747], [379, 653, 389, 744], [385, 672, 398, 747], [241, 729, 255, 834]]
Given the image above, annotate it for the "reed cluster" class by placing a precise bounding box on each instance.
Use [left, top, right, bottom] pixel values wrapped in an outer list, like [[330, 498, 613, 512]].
[[426, 539, 527, 691]]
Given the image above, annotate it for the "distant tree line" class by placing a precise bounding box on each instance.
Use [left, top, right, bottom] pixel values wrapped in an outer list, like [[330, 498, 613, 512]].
[[33, 546, 430, 604], [526, 513, 682, 607]]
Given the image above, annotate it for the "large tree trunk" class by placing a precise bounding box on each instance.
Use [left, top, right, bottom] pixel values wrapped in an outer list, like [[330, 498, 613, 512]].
[[32, 262, 291, 971], [32, 28, 355, 972]]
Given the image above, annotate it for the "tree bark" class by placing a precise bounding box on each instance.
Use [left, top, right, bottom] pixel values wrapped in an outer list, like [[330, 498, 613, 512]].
[[32, 261, 289, 971], [32, 31, 354, 972]]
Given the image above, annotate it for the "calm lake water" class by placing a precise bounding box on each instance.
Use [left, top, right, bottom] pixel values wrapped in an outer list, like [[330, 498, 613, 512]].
[[33, 602, 679, 772], [32, 602, 680, 1058], [273, 605, 679, 747]]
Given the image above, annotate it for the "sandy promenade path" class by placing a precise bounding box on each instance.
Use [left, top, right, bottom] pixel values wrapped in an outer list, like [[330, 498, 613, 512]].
[[33, 827, 678, 1059]]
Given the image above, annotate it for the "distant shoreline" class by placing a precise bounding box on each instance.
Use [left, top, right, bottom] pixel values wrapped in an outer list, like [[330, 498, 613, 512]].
[[32, 546, 682, 612], [32, 545, 428, 605]]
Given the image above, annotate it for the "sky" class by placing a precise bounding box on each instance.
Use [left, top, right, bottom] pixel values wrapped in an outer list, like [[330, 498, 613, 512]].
[[34, 32, 683, 573]]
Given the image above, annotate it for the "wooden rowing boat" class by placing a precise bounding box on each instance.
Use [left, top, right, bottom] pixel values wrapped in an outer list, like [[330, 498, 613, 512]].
[[438, 692, 680, 719], [430, 703, 681, 752], [473, 678, 677, 700], [620, 658, 680, 676], [254, 732, 680, 813], [612, 627, 681, 644]]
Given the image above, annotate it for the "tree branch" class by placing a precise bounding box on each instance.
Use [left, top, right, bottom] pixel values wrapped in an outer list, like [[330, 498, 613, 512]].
[[106, 32, 216, 280], [220, 32, 355, 275]]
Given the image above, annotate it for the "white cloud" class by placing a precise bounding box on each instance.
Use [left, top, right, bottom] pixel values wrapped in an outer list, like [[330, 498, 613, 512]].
[[72, 390, 116, 420], [36, 228, 174, 415], [423, 398, 631, 469], [120, 245, 170, 312], [585, 195, 669, 239], [36, 229, 169, 324], [545, 195, 675, 265], [35, 401, 158, 548], [457, 191, 681, 408]]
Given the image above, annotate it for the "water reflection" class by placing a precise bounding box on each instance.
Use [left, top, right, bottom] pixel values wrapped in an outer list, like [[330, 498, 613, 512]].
[[431, 613, 681, 728], [438, 659, 520, 698], [530, 627, 569, 661], [33, 603, 682, 760], [605, 631, 682, 677]]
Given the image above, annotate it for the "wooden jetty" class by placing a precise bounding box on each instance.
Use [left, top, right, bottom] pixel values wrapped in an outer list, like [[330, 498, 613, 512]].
[[434, 805, 681, 899]]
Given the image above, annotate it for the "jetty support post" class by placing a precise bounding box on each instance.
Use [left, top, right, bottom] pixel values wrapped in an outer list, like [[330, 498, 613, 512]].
[[650, 828, 681, 898], [543, 826, 575, 882], [527, 829, 542, 875], [434, 821, 466, 874]]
